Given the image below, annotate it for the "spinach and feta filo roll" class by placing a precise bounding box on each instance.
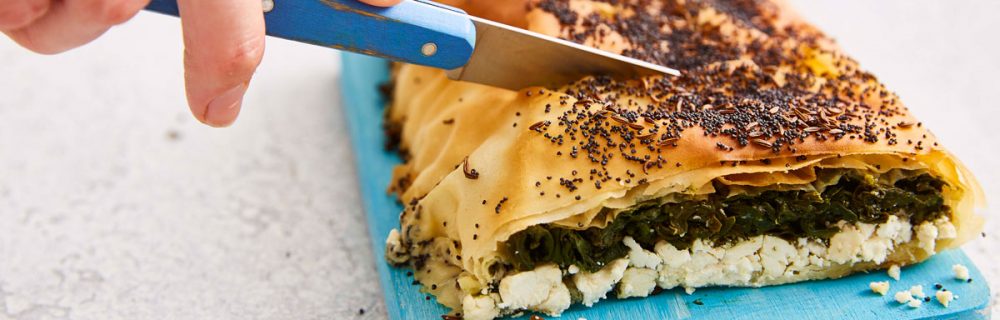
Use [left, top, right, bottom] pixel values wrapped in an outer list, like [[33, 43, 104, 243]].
[[381, 0, 985, 319]]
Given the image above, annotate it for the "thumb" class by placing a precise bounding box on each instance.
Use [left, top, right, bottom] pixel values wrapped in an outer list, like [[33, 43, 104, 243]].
[[177, 0, 265, 127]]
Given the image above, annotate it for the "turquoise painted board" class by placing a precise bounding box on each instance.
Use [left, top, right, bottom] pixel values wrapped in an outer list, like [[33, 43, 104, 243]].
[[339, 52, 991, 320]]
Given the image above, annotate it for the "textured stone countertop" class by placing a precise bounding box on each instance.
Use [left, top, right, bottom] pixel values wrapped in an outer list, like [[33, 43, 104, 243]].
[[1, 1, 997, 319]]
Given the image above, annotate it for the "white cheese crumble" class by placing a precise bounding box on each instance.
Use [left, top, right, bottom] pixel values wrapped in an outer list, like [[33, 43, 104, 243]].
[[497, 264, 570, 315], [869, 281, 889, 295], [479, 217, 953, 317], [646, 218, 936, 292], [895, 290, 913, 304], [463, 294, 501, 320], [936, 290, 954, 307], [887, 264, 901, 281], [909, 285, 925, 298], [916, 223, 938, 254], [953, 264, 970, 280], [624, 236, 663, 269], [936, 218, 958, 239], [572, 259, 628, 307], [617, 268, 658, 298]]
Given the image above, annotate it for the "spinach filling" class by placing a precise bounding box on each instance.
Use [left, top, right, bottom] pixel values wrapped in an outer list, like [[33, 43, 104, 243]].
[[502, 170, 949, 273]]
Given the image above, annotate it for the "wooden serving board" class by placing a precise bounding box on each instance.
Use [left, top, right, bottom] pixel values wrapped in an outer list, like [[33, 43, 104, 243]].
[[339, 53, 991, 320]]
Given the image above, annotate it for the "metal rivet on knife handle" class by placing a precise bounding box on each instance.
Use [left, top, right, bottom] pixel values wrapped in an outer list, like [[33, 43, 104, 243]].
[[422, 43, 438, 57]]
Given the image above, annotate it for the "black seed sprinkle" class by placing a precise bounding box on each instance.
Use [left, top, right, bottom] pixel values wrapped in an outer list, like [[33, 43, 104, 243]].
[[495, 197, 508, 214]]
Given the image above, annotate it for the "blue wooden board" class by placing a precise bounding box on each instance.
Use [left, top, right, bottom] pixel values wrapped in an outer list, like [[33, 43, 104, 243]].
[[338, 52, 991, 320]]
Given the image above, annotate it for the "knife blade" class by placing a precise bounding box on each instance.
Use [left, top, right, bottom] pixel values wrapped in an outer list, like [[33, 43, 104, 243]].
[[448, 16, 679, 90], [144, 0, 679, 90]]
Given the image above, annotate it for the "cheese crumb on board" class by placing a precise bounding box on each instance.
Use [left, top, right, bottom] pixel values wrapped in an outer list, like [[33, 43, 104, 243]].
[[953, 264, 970, 280], [936, 290, 954, 307], [907, 298, 922, 308], [869, 281, 890, 295], [887, 264, 901, 281], [909, 285, 925, 298], [895, 290, 913, 304]]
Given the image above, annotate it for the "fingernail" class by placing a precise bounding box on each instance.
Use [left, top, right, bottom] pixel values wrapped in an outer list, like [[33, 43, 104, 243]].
[[204, 84, 246, 127]]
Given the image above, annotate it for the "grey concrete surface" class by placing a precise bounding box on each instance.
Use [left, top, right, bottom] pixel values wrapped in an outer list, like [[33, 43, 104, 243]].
[[0, 1, 997, 319]]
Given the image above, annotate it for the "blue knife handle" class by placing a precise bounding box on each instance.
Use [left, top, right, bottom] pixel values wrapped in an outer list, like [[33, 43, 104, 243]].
[[144, 0, 476, 69]]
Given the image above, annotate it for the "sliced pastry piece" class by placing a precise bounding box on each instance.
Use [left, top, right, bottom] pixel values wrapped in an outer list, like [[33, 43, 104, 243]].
[[381, 0, 985, 319]]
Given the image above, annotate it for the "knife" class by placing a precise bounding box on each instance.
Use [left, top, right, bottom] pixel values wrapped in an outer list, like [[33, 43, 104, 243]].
[[144, 0, 679, 90]]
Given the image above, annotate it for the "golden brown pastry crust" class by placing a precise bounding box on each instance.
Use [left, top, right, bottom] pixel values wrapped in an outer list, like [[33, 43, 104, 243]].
[[384, 0, 984, 313]]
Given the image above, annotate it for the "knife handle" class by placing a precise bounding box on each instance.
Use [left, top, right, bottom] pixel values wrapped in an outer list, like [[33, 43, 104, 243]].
[[144, 0, 476, 69]]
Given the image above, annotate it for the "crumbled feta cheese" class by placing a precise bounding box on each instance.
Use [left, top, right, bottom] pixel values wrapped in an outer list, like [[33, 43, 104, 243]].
[[724, 236, 763, 263], [498, 264, 570, 315], [645, 217, 942, 292], [535, 284, 571, 315], [485, 215, 954, 316], [617, 268, 658, 298], [909, 285, 925, 298], [860, 237, 892, 264], [936, 219, 958, 239], [463, 294, 500, 320], [654, 241, 691, 269], [828, 223, 866, 264], [573, 259, 628, 307], [916, 223, 939, 254], [876, 216, 904, 240], [907, 298, 922, 308], [936, 290, 954, 307], [887, 264, 901, 281], [869, 281, 890, 295], [953, 264, 970, 280], [895, 290, 913, 304], [624, 236, 663, 269], [760, 236, 797, 280]]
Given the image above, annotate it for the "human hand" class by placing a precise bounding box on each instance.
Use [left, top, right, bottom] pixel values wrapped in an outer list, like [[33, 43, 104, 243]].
[[1, 0, 401, 127]]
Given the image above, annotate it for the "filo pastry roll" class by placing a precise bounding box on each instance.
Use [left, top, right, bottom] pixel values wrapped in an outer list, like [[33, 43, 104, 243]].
[[381, 0, 985, 318]]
